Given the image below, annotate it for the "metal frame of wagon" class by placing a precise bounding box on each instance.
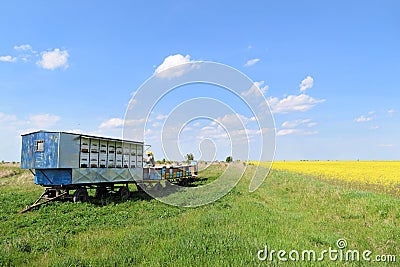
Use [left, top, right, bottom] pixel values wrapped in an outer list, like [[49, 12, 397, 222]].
[[20, 131, 198, 213]]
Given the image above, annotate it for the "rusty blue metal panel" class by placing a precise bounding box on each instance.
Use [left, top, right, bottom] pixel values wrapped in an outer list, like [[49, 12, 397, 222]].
[[21, 131, 60, 169], [21, 133, 35, 169], [35, 169, 72, 186], [35, 131, 59, 168]]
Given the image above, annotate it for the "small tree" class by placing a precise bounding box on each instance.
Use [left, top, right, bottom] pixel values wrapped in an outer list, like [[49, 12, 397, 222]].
[[185, 153, 194, 164], [226, 156, 233, 163]]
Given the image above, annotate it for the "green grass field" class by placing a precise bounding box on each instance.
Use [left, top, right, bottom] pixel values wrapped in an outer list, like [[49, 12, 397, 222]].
[[1, 163, 399, 266]]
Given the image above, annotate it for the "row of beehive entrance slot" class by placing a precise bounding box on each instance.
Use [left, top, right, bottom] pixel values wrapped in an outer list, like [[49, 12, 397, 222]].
[[79, 137, 143, 168]]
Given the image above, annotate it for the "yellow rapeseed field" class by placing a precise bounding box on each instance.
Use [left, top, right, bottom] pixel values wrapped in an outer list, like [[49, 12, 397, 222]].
[[255, 161, 400, 191]]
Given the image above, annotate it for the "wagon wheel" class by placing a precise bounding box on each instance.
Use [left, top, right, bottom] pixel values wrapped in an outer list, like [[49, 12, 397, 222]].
[[179, 179, 188, 187], [95, 186, 108, 199], [73, 188, 89, 202], [118, 186, 130, 200]]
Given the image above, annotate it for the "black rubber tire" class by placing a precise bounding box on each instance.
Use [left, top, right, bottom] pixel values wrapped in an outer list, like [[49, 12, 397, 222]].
[[118, 186, 130, 200], [73, 188, 89, 202], [179, 179, 189, 187], [95, 186, 108, 199]]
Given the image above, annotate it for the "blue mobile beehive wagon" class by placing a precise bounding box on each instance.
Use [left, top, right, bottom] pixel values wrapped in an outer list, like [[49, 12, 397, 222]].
[[20, 130, 198, 212], [20, 131, 144, 212]]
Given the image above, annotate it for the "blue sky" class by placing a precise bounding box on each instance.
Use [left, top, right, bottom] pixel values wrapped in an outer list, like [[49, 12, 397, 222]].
[[0, 1, 399, 161]]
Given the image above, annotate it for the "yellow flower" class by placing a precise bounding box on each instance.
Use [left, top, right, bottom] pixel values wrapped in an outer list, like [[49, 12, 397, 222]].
[[252, 161, 400, 192]]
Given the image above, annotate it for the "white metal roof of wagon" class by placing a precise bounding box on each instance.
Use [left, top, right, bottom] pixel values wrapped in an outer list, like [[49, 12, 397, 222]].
[[21, 130, 144, 144]]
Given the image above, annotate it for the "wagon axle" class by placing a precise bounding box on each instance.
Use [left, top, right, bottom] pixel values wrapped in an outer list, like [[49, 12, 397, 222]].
[[19, 183, 134, 213]]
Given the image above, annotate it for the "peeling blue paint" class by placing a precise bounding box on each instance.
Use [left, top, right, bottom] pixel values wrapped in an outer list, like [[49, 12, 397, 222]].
[[21, 131, 60, 169]]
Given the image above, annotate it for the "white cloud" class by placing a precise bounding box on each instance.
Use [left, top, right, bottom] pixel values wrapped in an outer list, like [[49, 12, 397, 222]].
[[197, 124, 228, 140], [0, 112, 61, 132], [388, 109, 395, 115], [276, 129, 300, 136], [302, 130, 319, 135], [14, 44, 35, 53], [155, 114, 168, 120], [241, 81, 269, 97], [13, 44, 37, 62], [244, 58, 260, 67], [212, 113, 256, 129], [0, 55, 17, 62], [182, 115, 264, 143], [62, 129, 84, 134], [281, 119, 312, 128], [299, 76, 314, 92], [268, 94, 325, 114], [354, 115, 373, 122], [0, 112, 17, 122], [152, 122, 161, 128], [20, 55, 32, 62], [99, 118, 124, 129], [254, 81, 268, 94], [378, 144, 394, 148], [0, 112, 62, 161], [181, 126, 192, 132], [201, 125, 219, 131], [127, 99, 137, 110], [279, 118, 318, 136], [99, 117, 146, 129], [155, 54, 196, 78], [370, 125, 379, 130], [276, 129, 318, 136], [37, 48, 69, 70], [29, 114, 60, 128]]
